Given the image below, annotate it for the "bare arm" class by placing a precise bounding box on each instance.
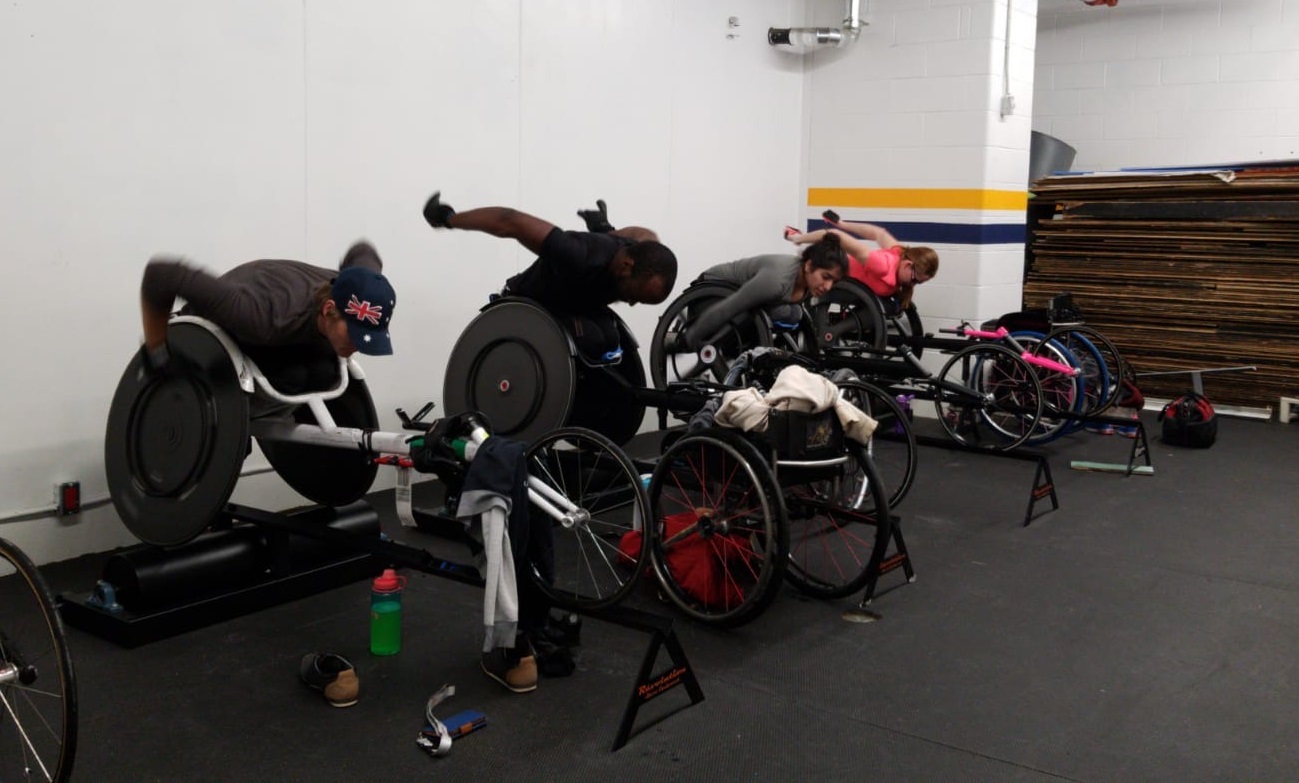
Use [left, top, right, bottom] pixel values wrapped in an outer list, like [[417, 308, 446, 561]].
[[787, 228, 876, 260], [447, 207, 556, 255], [823, 218, 899, 249]]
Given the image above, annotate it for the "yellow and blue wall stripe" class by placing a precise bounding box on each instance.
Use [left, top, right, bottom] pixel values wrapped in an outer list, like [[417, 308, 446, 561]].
[[807, 187, 1028, 245]]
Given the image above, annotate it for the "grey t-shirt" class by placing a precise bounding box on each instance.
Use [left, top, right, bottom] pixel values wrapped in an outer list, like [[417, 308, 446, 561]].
[[685, 254, 801, 345], [140, 247, 382, 349]]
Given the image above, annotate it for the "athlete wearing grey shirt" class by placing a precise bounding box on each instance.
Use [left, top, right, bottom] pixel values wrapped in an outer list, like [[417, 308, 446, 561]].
[[682, 237, 850, 350], [139, 241, 395, 393]]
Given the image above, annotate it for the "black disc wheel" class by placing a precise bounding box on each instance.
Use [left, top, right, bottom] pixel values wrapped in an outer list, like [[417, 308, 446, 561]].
[[0, 537, 77, 783], [933, 344, 1044, 451], [782, 441, 894, 599], [443, 300, 576, 444], [807, 279, 887, 354], [647, 428, 787, 628], [524, 427, 649, 610], [649, 282, 774, 391], [258, 378, 380, 507], [105, 322, 250, 547], [567, 340, 647, 447]]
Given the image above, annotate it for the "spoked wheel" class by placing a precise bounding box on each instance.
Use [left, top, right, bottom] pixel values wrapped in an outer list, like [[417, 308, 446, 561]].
[[649, 283, 774, 391], [1036, 326, 1126, 418], [835, 379, 918, 509], [443, 299, 576, 444], [105, 322, 250, 547], [782, 441, 894, 599], [524, 427, 650, 610], [1011, 331, 1084, 445], [806, 280, 887, 354], [933, 344, 1044, 451], [0, 538, 77, 783], [647, 429, 787, 628], [258, 378, 380, 506]]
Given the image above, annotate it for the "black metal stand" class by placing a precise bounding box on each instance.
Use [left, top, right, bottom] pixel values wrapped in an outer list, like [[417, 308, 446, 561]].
[[573, 603, 705, 751], [913, 436, 1059, 527], [858, 514, 916, 606]]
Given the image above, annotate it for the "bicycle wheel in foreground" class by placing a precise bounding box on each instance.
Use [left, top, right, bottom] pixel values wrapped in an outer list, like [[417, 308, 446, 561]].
[[0, 537, 77, 783]]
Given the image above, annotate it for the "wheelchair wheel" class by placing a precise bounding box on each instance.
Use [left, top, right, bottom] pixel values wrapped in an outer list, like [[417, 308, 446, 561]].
[[933, 343, 1044, 451], [807, 279, 887, 354], [782, 441, 894, 599], [257, 378, 380, 507], [105, 322, 250, 547], [524, 427, 649, 610], [646, 428, 787, 628], [566, 343, 646, 447], [649, 282, 775, 390], [1035, 326, 1125, 417], [1011, 331, 1084, 445], [0, 537, 78, 783], [886, 302, 926, 358], [835, 379, 917, 509], [443, 300, 575, 444]]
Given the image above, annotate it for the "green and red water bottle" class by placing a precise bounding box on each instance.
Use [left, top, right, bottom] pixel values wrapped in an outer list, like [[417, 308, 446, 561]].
[[370, 568, 406, 656]]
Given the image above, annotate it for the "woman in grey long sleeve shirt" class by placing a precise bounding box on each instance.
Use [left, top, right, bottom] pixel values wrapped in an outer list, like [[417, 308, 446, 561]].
[[682, 233, 849, 350]]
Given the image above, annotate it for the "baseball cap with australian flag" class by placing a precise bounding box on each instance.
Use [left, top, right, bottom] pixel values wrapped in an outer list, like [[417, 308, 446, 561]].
[[332, 265, 396, 356]]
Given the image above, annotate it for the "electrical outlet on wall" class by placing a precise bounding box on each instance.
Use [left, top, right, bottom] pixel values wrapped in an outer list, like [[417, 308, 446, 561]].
[[56, 481, 81, 515]]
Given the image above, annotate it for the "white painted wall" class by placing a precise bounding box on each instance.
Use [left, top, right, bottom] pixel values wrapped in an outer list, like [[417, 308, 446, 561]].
[[799, 0, 1038, 347], [1035, 0, 1299, 171], [0, 0, 808, 564]]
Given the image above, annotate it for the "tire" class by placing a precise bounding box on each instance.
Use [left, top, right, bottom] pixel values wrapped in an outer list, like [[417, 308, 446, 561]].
[[782, 441, 895, 599], [806, 279, 888, 354], [933, 343, 1044, 451], [834, 379, 917, 509], [0, 537, 78, 783], [443, 299, 576, 444], [1036, 326, 1125, 417], [258, 378, 380, 507], [1011, 331, 1084, 445], [105, 322, 250, 547], [649, 282, 773, 391], [647, 428, 787, 628], [523, 427, 649, 610]]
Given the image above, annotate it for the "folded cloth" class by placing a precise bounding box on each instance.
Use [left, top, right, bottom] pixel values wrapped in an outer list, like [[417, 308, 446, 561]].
[[713, 365, 877, 443]]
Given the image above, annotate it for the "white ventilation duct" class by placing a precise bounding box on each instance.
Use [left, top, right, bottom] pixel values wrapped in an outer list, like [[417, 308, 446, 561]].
[[768, 0, 864, 53]]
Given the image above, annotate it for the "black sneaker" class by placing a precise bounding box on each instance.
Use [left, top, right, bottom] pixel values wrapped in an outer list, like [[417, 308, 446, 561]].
[[299, 653, 359, 707]]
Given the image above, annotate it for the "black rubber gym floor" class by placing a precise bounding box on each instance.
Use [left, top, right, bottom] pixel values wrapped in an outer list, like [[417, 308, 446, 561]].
[[44, 414, 1299, 781]]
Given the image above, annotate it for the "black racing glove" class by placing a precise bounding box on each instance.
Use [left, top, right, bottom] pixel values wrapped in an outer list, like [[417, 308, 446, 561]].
[[577, 199, 615, 234], [134, 341, 189, 383], [423, 191, 457, 229]]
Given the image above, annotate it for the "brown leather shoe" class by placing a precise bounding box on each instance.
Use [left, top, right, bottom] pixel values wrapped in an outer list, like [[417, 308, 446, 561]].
[[481, 647, 538, 693], [300, 653, 360, 707]]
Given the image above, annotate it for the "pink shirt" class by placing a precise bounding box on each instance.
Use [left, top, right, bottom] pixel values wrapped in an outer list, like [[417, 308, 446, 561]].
[[848, 246, 902, 297]]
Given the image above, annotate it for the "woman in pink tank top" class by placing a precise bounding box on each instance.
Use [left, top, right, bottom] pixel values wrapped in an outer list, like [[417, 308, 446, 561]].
[[786, 216, 939, 310]]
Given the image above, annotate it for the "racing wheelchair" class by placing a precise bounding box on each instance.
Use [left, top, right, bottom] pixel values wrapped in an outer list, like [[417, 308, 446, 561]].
[[441, 298, 917, 627], [103, 317, 654, 611]]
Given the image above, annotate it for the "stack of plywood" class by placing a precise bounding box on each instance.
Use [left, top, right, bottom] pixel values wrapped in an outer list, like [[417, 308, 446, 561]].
[[1024, 165, 1299, 413]]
